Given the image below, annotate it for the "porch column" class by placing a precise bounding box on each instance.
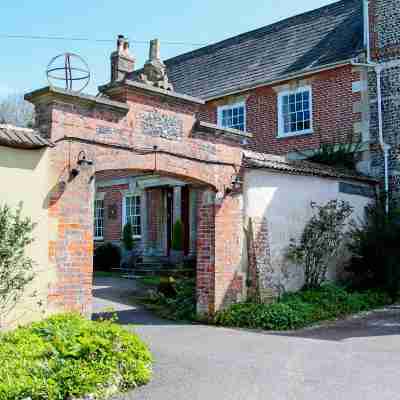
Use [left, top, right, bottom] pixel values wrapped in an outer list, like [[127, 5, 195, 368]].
[[173, 186, 182, 224]]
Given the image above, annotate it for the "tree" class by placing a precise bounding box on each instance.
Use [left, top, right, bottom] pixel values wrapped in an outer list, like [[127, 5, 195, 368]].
[[0, 93, 34, 127], [0, 203, 36, 324], [287, 200, 353, 289], [347, 198, 400, 297]]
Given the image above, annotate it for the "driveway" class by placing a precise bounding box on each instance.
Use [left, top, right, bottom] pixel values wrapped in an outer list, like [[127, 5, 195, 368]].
[[93, 276, 400, 400]]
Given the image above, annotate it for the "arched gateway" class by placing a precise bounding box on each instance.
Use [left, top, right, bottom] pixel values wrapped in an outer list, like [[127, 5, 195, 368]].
[[25, 60, 251, 316]]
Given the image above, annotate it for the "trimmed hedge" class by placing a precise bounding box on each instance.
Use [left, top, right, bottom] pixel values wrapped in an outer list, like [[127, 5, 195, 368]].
[[215, 285, 392, 331], [0, 313, 152, 400]]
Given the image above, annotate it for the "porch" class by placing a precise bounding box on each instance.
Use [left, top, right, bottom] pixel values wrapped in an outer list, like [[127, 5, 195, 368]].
[[94, 173, 199, 263]]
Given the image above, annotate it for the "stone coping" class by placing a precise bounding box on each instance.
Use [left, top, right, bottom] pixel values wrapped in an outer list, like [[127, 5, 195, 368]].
[[195, 120, 253, 139], [98, 80, 205, 106], [25, 86, 130, 113]]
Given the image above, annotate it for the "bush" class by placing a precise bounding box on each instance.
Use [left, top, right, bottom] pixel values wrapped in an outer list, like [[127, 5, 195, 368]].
[[287, 200, 353, 289], [215, 285, 391, 331], [347, 198, 400, 297], [0, 313, 152, 400], [0, 202, 36, 323], [305, 141, 362, 170], [146, 278, 196, 321], [171, 220, 183, 251], [122, 223, 134, 252], [94, 243, 121, 272]]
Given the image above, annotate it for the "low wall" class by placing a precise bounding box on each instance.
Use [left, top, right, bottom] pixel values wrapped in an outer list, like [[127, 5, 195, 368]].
[[243, 169, 374, 296]]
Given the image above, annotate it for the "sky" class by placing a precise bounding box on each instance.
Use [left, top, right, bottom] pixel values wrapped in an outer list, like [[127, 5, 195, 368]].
[[0, 0, 338, 97]]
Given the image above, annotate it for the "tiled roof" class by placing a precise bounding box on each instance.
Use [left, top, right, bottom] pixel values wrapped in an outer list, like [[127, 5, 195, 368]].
[[243, 150, 377, 183], [156, 0, 363, 99], [0, 124, 53, 149]]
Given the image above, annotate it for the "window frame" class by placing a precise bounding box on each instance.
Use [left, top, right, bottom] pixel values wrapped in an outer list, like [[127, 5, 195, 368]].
[[217, 101, 246, 132], [277, 85, 313, 138], [93, 198, 105, 241], [122, 192, 143, 239]]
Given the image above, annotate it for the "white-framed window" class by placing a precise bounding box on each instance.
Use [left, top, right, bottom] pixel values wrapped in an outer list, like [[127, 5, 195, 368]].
[[94, 199, 105, 240], [278, 86, 313, 137], [217, 102, 246, 131], [124, 194, 142, 238]]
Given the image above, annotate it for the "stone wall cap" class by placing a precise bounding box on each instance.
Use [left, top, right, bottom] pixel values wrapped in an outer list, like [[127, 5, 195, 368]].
[[25, 86, 130, 113], [195, 120, 253, 139], [99, 80, 205, 106], [243, 150, 378, 184], [0, 124, 54, 149]]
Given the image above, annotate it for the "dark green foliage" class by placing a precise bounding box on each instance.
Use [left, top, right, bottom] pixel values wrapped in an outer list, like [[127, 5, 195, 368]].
[[305, 141, 362, 170], [122, 223, 134, 251], [0, 313, 152, 400], [145, 278, 196, 321], [215, 285, 391, 331], [347, 199, 400, 297], [171, 220, 183, 251], [94, 242, 121, 272], [157, 276, 178, 298], [287, 200, 353, 289], [0, 202, 36, 320]]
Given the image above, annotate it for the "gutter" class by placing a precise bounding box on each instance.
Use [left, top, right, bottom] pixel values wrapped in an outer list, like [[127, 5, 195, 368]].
[[204, 59, 355, 101]]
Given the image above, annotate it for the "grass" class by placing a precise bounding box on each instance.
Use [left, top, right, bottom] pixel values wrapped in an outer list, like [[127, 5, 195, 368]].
[[137, 275, 162, 287], [0, 313, 152, 400], [94, 270, 122, 278]]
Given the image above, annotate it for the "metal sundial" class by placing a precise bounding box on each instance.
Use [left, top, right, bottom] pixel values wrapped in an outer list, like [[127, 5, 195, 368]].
[[46, 52, 90, 92]]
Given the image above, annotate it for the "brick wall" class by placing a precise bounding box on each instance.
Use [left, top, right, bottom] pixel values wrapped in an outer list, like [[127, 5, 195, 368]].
[[28, 83, 246, 316], [199, 65, 362, 155]]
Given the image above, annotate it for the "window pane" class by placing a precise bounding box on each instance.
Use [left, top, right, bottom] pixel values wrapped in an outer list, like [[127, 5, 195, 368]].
[[289, 94, 296, 103]]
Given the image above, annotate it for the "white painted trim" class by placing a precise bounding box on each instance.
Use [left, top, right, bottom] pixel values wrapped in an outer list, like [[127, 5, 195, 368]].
[[94, 198, 105, 241], [122, 192, 143, 239], [277, 85, 313, 138], [217, 101, 246, 131]]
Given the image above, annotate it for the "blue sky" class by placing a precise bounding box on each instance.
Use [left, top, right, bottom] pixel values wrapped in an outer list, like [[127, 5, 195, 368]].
[[1, 0, 337, 97]]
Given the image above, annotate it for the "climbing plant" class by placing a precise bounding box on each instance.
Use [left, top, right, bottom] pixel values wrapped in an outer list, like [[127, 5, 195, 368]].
[[287, 200, 353, 289]]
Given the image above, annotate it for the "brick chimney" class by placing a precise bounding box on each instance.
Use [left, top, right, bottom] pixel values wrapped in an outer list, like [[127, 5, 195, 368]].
[[110, 35, 135, 82]]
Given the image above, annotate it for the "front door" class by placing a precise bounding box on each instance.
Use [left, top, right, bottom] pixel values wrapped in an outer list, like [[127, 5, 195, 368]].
[[181, 185, 190, 256]]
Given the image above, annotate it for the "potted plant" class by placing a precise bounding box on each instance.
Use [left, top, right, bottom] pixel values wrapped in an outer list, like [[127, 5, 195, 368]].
[[120, 222, 137, 271]]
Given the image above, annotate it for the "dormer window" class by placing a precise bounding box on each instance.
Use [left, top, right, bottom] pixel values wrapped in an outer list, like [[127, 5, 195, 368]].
[[217, 102, 246, 131]]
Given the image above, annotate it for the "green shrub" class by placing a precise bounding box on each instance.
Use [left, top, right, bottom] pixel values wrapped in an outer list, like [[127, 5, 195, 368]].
[[0, 313, 152, 400], [171, 220, 183, 251], [94, 243, 121, 272], [303, 140, 362, 170], [0, 202, 36, 322], [347, 198, 400, 297], [122, 223, 134, 252], [215, 285, 391, 331], [146, 278, 196, 321]]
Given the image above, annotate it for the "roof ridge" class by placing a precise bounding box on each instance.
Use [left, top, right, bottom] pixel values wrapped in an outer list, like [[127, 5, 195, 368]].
[[165, 0, 359, 66]]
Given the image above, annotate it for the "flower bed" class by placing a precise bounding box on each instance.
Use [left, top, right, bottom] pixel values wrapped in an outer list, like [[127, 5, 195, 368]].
[[215, 285, 392, 331]]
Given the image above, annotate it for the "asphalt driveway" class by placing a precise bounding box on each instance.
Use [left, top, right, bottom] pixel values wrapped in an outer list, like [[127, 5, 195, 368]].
[[93, 276, 400, 400]]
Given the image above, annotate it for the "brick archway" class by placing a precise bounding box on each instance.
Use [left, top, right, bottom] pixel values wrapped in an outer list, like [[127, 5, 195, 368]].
[[26, 84, 247, 316]]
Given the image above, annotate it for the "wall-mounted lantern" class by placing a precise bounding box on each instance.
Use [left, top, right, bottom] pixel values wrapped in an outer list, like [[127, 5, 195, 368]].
[[70, 150, 94, 178]]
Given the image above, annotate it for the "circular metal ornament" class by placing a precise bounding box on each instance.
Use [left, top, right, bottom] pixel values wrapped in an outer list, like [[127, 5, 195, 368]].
[[46, 52, 90, 93]]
